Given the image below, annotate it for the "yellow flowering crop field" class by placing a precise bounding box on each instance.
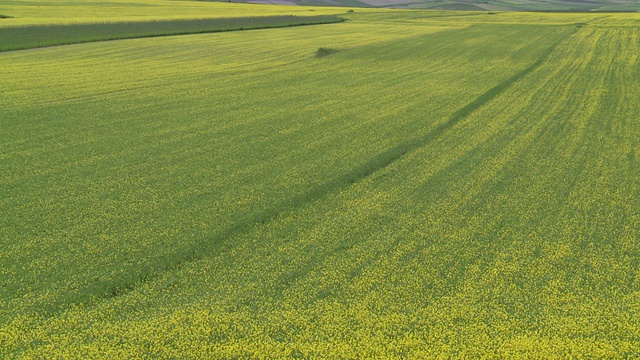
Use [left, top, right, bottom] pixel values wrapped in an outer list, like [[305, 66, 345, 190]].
[[1, 0, 639, 357]]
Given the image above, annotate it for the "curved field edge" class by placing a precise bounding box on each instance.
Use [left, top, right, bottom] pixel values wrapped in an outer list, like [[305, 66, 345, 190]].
[[0, 15, 344, 52]]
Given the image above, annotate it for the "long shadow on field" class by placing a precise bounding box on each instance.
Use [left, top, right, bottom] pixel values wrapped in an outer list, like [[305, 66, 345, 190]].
[[91, 30, 574, 308]]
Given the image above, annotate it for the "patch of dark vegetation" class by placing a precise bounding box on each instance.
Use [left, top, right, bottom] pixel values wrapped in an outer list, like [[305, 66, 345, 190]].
[[316, 47, 339, 57], [347, 9, 356, 12], [0, 15, 344, 52], [0, 14, 13, 19]]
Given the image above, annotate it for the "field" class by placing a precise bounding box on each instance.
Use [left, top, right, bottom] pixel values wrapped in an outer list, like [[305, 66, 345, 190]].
[[2, 0, 640, 357], [0, 16, 344, 52], [230, 0, 639, 12]]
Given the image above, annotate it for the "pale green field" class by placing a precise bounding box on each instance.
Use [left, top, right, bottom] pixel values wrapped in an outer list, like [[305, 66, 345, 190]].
[[0, 0, 348, 26], [1, 1, 640, 357]]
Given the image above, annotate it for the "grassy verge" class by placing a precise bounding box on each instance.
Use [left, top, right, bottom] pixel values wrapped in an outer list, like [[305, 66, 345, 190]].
[[0, 15, 343, 52]]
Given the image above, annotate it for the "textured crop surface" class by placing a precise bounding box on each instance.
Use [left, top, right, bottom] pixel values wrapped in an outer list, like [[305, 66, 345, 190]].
[[0, 16, 344, 52], [1, 1, 640, 358]]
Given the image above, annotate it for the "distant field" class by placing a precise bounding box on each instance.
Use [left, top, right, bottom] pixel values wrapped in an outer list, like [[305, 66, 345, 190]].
[[1, 0, 640, 358], [0, 0, 348, 26], [223, 0, 639, 12], [0, 16, 343, 52]]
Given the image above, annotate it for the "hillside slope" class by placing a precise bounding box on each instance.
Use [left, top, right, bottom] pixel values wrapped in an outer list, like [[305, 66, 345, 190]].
[[229, 0, 639, 12], [2, 3, 640, 358]]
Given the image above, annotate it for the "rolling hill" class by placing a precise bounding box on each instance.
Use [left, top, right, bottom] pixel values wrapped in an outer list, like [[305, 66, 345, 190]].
[[2, 0, 640, 357]]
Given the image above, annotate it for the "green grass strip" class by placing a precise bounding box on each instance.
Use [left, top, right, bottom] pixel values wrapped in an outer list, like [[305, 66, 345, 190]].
[[0, 15, 344, 52]]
